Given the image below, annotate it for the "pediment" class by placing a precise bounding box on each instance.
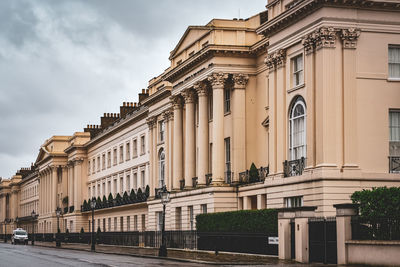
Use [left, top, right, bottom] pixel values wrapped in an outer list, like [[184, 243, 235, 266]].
[[170, 26, 210, 59], [35, 147, 49, 165]]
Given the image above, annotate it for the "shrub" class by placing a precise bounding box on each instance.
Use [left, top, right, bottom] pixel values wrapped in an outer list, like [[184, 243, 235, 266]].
[[249, 163, 259, 183], [196, 209, 278, 233], [96, 197, 102, 208], [102, 195, 108, 208], [130, 189, 137, 203], [123, 191, 129, 204], [351, 187, 400, 220], [83, 200, 88, 211], [145, 185, 150, 199], [115, 193, 122, 205], [137, 188, 144, 201], [108, 193, 114, 207]]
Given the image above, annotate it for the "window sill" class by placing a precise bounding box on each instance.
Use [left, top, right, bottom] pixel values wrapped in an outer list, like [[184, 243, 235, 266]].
[[287, 83, 305, 93], [224, 111, 231, 117], [387, 78, 400, 82], [132, 155, 138, 159]]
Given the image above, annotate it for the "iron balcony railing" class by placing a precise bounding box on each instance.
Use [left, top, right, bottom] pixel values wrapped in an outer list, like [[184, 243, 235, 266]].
[[238, 166, 269, 184], [389, 156, 400, 173], [179, 179, 185, 190], [205, 174, 212, 186], [192, 177, 198, 188], [224, 171, 233, 184], [283, 157, 306, 177]]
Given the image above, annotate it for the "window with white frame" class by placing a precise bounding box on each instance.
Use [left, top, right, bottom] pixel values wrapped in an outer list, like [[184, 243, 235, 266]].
[[107, 151, 111, 168], [156, 211, 163, 231], [289, 98, 306, 160], [113, 148, 117, 165], [92, 159, 96, 174], [188, 206, 194, 230], [158, 149, 165, 188], [127, 216, 130, 231], [159, 121, 165, 143], [102, 154, 106, 170], [133, 139, 138, 157], [107, 180, 111, 195], [141, 170, 145, 189], [390, 110, 400, 141], [140, 135, 145, 155], [108, 218, 111, 231], [389, 45, 400, 79], [133, 172, 138, 190], [292, 54, 304, 87], [126, 142, 130, 161], [97, 156, 100, 172], [201, 204, 207, 214], [88, 161, 91, 175], [120, 176, 123, 193], [285, 196, 303, 208], [119, 145, 124, 163], [134, 215, 138, 231]]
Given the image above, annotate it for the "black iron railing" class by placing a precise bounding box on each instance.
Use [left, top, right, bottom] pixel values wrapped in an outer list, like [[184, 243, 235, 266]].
[[283, 157, 306, 177], [238, 166, 269, 184], [224, 171, 232, 184], [351, 217, 400, 241], [389, 156, 400, 173], [179, 180, 185, 190], [192, 177, 198, 188], [205, 174, 212, 186]]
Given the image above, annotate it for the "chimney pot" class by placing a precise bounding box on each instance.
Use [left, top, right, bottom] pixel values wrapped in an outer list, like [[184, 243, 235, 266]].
[[142, 89, 145, 93]]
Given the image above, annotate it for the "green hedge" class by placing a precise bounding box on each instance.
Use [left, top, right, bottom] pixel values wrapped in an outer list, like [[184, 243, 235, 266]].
[[351, 187, 400, 219], [196, 209, 277, 233]]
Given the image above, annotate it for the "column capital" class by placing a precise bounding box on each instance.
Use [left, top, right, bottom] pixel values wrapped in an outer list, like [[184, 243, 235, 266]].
[[181, 89, 196, 104], [265, 49, 286, 71], [146, 116, 157, 129], [162, 109, 173, 122], [170, 95, 183, 110], [207, 72, 228, 89], [193, 81, 209, 96], [302, 26, 338, 54], [232, 73, 249, 89], [339, 28, 361, 49]]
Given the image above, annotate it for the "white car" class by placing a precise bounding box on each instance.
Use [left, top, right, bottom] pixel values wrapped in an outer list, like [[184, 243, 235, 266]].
[[11, 229, 28, 245]]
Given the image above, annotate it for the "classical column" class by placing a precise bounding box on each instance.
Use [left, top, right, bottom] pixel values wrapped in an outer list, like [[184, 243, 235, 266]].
[[168, 109, 174, 190], [232, 74, 249, 182], [146, 117, 156, 196], [171, 95, 183, 190], [52, 166, 58, 212], [162, 111, 171, 190], [340, 28, 360, 169], [208, 72, 228, 184], [194, 81, 209, 186], [182, 88, 196, 188]]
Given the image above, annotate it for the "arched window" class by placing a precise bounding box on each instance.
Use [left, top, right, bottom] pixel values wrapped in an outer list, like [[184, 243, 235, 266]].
[[158, 149, 165, 188], [289, 98, 306, 160]]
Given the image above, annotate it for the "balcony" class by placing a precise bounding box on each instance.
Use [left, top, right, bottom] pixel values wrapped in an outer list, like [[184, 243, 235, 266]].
[[389, 156, 400, 173], [283, 157, 306, 177], [179, 179, 185, 190], [238, 166, 269, 184], [205, 174, 212, 186], [192, 177, 198, 188]]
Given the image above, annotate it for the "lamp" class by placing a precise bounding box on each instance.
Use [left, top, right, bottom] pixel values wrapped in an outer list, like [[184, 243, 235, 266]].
[[158, 185, 170, 257], [90, 198, 96, 251], [31, 210, 36, 245]]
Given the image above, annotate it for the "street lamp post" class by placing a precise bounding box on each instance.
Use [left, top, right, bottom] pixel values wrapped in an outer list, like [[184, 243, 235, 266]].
[[158, 185, 170, 257], [56, 207, 61, 247], [90, 198, 96, 251], [31, 210, 36, 246]]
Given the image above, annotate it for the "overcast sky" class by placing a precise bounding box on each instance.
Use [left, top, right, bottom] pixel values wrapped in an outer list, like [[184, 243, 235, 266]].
[[0, 0, 266, 178]]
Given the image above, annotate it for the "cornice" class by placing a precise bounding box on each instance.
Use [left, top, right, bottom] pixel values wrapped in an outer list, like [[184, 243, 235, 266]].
[[257, 0, 400, 38], [141, 87, 171, 106], [163, 45, 256, 83]]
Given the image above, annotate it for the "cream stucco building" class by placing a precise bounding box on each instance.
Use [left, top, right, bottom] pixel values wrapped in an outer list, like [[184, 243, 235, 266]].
[[1, 0, 400, 234]]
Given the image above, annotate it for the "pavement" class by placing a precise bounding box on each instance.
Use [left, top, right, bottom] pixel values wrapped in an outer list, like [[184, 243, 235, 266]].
[[0, 241, 346, 266]]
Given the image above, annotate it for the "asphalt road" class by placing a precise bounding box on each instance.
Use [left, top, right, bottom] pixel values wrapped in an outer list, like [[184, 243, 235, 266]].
[[0, 242, 209, 267]]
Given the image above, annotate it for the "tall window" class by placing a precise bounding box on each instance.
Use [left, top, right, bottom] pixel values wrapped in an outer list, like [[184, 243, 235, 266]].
[[289, 98, 306, 160], [208, 92, 213, 120], [390, 111, 400, 141], [126, 174, 130, 191], [175, 207, 182, 230], [209, 143, 213, 173], [292, 54, 304, 87], [134, 215, 138, 231], [120, 176, 123, 193], [108, 218, 111, 232], [140, 135, 145, 155], [159, 149, 165, 188], [127, 216, 130, 231], [113, 148, 117, 165], [107, 151, 111, 168], [224, 138, 231, 172], [102, 154, 106, 170], [107, 180, 111, 195], [156, 211, 162, 231], [119, 145, 124, 163], [201, 204, 207, 214], [389, 45, 400, 79], [92, 159, 95, 174], [97, 156, 100, 171], [188, 206, 194, 230], [103, 218, 106, 232], [88, 161, 91, 175], [120, 216, 124, 232], [141, 170, 145, 189], [126, 142, 130, 161], [141, 214, 146, 231], [133, 139, 138, 157], [224, 88, 231, 113], [159, 121, 165, 142], [114, 217, 117, 231], [133, 172, 138, 190]]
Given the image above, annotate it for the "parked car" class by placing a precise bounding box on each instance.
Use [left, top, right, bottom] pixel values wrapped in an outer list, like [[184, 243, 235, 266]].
[[11, 228, 28, 245]]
